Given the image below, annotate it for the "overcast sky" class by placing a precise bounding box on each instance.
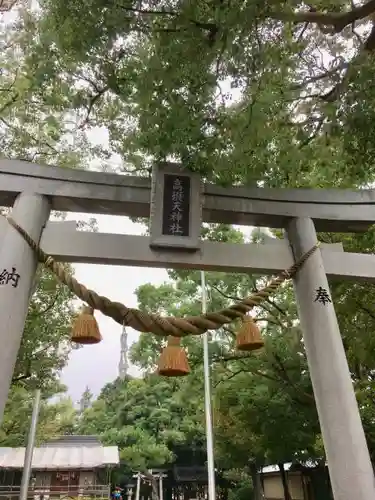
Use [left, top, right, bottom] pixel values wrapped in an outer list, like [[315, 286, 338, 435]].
[[61, 214, 168, 404]]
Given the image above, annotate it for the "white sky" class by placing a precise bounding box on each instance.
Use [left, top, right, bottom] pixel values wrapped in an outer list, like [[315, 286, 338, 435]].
[[60, 214, 168, 403]]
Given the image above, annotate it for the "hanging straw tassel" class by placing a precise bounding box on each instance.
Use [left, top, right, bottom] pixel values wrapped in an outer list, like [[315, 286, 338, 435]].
[[157, 336, 190, 377], [236, 315, 264, 352], [71, 305, 102, 345]]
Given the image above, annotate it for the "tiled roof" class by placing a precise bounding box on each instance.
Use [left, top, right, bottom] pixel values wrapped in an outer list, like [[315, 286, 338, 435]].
[[0, 445, 119, 470], [40, 436, 101, 448]]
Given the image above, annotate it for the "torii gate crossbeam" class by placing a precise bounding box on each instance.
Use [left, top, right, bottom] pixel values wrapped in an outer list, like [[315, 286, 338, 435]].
[[1, 158, 375, 232]]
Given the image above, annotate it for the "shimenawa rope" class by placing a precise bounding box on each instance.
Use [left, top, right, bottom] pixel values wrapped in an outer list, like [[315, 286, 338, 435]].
[[4, 214, 319, 337]]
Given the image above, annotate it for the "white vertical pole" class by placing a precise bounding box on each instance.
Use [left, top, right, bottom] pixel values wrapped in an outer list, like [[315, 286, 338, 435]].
[[0, 193, 50, 423], [135, 473, 141, 500], [19, 389, 41, 500], [200, 271, 216, 500], [158, 475, 164, 500], [287, 217, 375, 500]]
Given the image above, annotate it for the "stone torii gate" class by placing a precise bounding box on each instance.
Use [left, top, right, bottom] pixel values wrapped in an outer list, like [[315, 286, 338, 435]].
[[1, 159, 375, 500]]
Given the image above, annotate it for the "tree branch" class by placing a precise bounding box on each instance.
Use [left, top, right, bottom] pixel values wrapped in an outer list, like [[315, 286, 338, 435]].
[[0, 0, 18, 12], [0, 116, 59, 153], [0, 70, 18, 92], [213, 353, 253, 363], [29, 292, 59, 318], [213, 368, 245, 388], [272, 0, 375, 33], [355, 300, 375, 321], [12, 372, 31, 383], [210, 284, 243, 302], [291, 62, 349, 90], [212, 353, 314, 408], [270, 352, 314, 402], [78, 86, 109, 129], [263, 296, 289, 318], [210, 284, 285, 330], [119, 4, 219, 40], [299, 117, 324, 147], [0, 92, 18, 114], [12, 362, 31, 384]]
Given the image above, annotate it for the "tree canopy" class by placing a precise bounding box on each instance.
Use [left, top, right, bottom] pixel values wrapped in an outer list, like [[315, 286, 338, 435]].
[[78, 375, 206, 471], [1, 0, 375, 186]]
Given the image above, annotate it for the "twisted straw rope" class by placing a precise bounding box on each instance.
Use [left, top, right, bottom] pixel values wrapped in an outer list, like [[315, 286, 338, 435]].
[[5, 215, 319, 338]]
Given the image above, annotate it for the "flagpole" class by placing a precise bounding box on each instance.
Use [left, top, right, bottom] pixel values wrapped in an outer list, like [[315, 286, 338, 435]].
[[200, 271, 216, 500], [19, 389, 41, 500]]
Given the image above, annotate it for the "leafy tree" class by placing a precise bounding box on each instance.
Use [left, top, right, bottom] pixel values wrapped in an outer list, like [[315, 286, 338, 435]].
[[0, 8, 108, 168], [49, 395, 78, 436], [78, 375, 205, 472], [0, 388, 78, 446], [12, 265, 75, 392], [0, 261, 77, 444], [3, 0, 374, 189]]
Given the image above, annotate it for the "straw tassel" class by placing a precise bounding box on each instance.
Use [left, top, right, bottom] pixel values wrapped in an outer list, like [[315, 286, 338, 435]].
[[157, 336, 190, 377], [236, 315, 264, 352], [71, 305, 102, 345]]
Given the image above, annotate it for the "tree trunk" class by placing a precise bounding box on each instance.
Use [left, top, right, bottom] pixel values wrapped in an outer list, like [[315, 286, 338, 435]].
[[249, 462, 264, 500], [278, 463, 292, 500]]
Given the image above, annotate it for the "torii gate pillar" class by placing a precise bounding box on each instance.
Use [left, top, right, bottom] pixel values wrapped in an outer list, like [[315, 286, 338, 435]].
[[287, 217, 375, 500], [0, 193, 50, 421]]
